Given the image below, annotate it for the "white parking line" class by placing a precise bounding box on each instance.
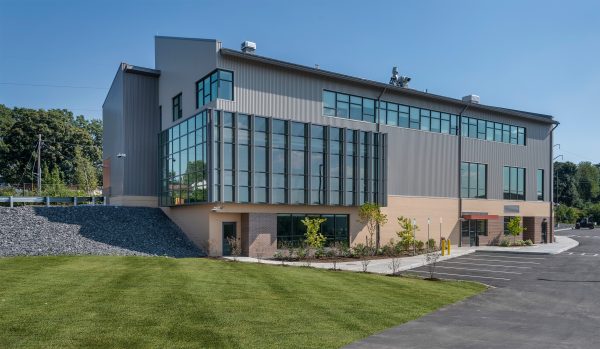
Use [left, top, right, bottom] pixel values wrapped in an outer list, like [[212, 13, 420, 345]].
[[443, 261, 532, 269], [457, 257, 540, 265], [569, 252, 574, 255], [436, 266, 522, 274], [410, 270, 510, 281], [581, 253, 586, 256], [595, 254, 599, 257], [474, 254, 546, 260]]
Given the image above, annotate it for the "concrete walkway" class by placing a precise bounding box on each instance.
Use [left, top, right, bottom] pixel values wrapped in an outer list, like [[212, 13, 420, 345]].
[[224, 236, 578, 275]]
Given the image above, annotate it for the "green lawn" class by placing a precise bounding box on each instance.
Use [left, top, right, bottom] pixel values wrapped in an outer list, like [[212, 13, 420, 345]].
[[0, 257, 486, 349]]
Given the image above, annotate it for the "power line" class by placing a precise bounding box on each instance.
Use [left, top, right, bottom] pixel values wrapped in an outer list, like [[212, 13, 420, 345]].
[[0, 82, 108, 90]]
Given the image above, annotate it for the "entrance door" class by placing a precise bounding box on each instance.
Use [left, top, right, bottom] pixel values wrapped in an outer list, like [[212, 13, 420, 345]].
[[222, 222, 237, 256], [461, 220, 480, 247], [541, 220, 548, 243]]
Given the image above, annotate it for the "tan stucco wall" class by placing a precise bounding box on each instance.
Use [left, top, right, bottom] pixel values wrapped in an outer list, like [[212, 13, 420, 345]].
[[159, 197, 554, 256], [381, 196, 461, 246], [109, 195, 158, 207], [462, 199, 551, 217]]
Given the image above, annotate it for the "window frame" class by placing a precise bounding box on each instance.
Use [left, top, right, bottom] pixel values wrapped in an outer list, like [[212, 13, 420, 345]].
[[172, 93, 182, 121], [195, 69, 235, 109]]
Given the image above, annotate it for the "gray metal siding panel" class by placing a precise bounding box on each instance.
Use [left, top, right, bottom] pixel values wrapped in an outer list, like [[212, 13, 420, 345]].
[[102, 68, 124, 196], [155, 37, 218, 131], [212, 54, 552, 201], [123, 72, 160, 196]]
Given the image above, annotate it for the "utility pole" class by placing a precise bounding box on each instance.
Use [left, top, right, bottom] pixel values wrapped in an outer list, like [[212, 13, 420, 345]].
[[37, 134, 42, 195]]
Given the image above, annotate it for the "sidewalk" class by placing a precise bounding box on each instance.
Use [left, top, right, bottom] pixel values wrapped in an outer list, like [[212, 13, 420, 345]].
[[225, 236, 578, 274]]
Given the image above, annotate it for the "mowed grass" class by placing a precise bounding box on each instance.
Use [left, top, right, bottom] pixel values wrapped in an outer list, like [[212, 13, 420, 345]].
[[0, 257, 486, 349]]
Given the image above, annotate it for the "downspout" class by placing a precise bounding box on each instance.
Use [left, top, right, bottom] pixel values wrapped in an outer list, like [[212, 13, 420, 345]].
[[548, 123, 559, 242], [457, 103, 470, 247], [374, 87, 387, 249]]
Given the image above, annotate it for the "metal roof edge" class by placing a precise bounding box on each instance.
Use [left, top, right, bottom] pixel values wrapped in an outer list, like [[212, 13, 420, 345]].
[[219, 48, 557, 125]]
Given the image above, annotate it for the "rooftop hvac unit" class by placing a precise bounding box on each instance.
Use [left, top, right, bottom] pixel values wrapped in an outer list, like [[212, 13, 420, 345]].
[[462, 94, 480, 104], [241, 41, 256, 54]]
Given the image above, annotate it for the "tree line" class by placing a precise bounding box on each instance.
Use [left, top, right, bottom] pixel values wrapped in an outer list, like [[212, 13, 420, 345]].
[[554, 161, 600, 223], [0, 104, 102, 196]]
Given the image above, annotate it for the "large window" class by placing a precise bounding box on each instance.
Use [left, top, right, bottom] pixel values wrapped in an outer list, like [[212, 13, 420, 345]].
[[461, 162, 487, 199], [277, 214, 349, 247], [196, 69, 234, 108], [159, 110, 208, 206], [323, 90, 375, 122], [310, 125, 326, 204], [173, 111, 386, 208], [223, 112, 235, 202], [462, 116, 526, 145], [323, 90, 526, 145], [503, 166, 526, 200], [323, 91, 459, 136], [537, 169, 544, 201], [254, 116, 269, 203], [272, 119, 287, 204], [172, 93, 182, 121]]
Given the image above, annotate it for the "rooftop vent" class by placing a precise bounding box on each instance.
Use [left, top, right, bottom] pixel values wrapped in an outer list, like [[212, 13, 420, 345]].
[[389, 66, 411, 88], [241, 41, 256, 54], [462, 94, 480, 104]]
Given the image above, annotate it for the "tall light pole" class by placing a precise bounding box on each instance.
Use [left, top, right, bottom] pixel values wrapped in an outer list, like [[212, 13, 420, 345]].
[[412, 218, 417, 256], [37, 134, 42, 195], [439, 217, 443, 250], [427, 217, 430, 253]]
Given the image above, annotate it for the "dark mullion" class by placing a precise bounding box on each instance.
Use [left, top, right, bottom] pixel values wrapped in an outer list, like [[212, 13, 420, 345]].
[[324, 126, 330, 206], [340, 128, 346, 206], [285, 121, 291, 205], [268, 118, 274, 204], [306, 123, 312, 205], [249, 115, 255, 203], [219, 112, 225, 203], [353, 130, 359, 206], [207, 110, 214, 203], [234, 112, 240, 203]]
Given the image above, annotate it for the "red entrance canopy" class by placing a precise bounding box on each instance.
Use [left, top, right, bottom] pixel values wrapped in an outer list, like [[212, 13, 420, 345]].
[[462, 214, 500, 220]]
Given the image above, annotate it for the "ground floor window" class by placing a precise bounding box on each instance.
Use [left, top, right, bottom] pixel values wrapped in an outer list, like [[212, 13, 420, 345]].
[[277, 214, 349, 247]]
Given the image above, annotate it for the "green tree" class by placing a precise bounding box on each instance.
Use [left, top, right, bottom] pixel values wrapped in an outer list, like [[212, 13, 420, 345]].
[[555, 205, 581, 224], [358, 202, 388, 250], [506, 216, 526, 245], [74, 146, 98, 193], [301, 216, 327, 249], [396, 216, 418, 254], [0, 105, 102, 186], [42, 165, 68, 196], [575, 162, 600, 203], [554, 161, 581, 207]]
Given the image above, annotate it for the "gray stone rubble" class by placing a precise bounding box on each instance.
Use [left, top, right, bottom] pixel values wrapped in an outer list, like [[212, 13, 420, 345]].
[[0, 206, 203, 257]]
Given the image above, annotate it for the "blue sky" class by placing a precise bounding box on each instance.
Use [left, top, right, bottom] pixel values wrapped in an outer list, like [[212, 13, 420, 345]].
[[1, 0, 599, 163]]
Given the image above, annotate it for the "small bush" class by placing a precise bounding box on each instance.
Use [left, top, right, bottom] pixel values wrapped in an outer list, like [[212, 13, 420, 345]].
[[415, 240, 425, 253], [524, 239, 533, 246], [499, 238, 511, 247], [427, 238, 436, 251], [273, 251, 284, 260], [512, 240, 525, 247]]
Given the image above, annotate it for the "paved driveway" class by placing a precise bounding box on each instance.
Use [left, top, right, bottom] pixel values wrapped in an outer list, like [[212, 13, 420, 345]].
[[344, 229, 600, 349]]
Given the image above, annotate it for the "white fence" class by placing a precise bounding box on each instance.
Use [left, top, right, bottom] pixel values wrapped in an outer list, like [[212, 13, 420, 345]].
[[0, 196, 107, 208]]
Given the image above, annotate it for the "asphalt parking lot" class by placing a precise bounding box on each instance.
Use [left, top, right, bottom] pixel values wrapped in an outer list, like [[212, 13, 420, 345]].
[[345, 229, 600, 349]]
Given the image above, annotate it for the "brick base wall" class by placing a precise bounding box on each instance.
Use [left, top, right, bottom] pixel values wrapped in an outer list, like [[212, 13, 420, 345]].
[[241, 213, 278, 258]]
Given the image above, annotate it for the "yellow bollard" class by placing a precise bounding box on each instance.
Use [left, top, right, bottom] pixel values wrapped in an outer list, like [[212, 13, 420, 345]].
[[441, 240, 445, 256], [447, 241, 451, 255]]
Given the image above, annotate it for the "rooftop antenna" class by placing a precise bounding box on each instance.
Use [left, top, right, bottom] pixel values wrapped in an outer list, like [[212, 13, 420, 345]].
[[389, 66, 411, 88]]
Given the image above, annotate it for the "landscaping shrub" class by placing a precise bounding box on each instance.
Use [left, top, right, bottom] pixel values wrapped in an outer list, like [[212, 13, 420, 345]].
[[427, 238, 436, 251], [524, 239, 533, 246], [499, 238, 511, 247]]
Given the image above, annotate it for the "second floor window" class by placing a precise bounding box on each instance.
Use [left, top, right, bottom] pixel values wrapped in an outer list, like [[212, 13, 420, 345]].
[[504, 166, 526, 200], [172, 93, 182, 121], [461, 162, 487, 199], [537, 169, 544, 201], [196, 69, 234, 108]]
